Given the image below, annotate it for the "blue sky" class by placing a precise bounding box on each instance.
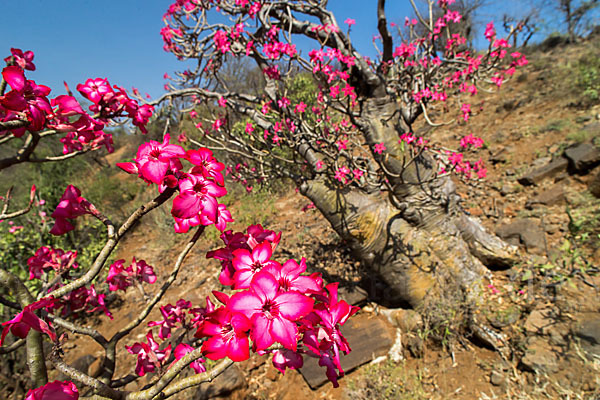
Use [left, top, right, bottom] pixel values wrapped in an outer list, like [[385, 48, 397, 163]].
[[0, 1, 573, 100]]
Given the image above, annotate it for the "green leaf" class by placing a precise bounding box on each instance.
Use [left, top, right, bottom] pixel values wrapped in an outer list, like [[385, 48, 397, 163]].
[[521, 270, 533, 281]]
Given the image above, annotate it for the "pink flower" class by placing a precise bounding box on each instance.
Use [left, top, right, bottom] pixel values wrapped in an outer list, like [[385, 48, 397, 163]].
[[106, 260, 132, 292], [1, 66, 52, 133], [218, 97, 227, 107], [228, 270, 314, 351], [173, 343, 206, 374], [374, 142, 386, 154], [107, 258, 156, 291], [245, 122, 254, 135], [196, 306, 251, 362], [294, 102, 307, 113], [76, 78, 112, 104], [460, 103, 471, 122], [126, 331, 172, 376], [149, 300, 192, 340], [231, 242, 280, 289], [5, 48, 36, 71], [484, 22, 496, 41], [344, 18, 356, 27], [1, 297, 58, 346], [171, 173, 226, 220], [132, 258, 157, 284], [49, 185, 92, 236], [130, 134, 186, 185], [25, 380, 78, 400], [187, 147, 226, 186], [263, 258, 322, 294], [272, 349, 303, 374]]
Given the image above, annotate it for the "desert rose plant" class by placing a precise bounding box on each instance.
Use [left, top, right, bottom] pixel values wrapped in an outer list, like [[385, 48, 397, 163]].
[[155, 0, 527, 350], [1, 0, 530, 397]]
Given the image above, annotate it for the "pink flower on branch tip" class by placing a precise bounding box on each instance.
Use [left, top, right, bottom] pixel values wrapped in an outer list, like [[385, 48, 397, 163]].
[[25, 380, 78, 400], [149, 300, 192, 340], [228, 270, 314, 351], [126, 331, 171, 376], [263, 258, 322, 294], [231, 242, 280, 289], [171, 173, 226, 220], [374, 142, 386, 154], [173, 343, 206, 374], [5, 48, 35, 71], [196, 306, 252, 362], [344, 18, 356, 27], [272, 349, 303, 374], [118, 133, 186, 185], [106, 258, 156, 292], [1, 297, 58, 346], [49, 185, 92, 236]]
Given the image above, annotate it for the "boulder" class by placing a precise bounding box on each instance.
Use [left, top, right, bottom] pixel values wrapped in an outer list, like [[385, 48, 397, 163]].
[[520, 338, 559, 374], [496, 219, 546, 251], [564, 143, 600, 174], [572, 313, 600, 359], [524, 308, 554, 335], [518, 157, 568, 186], [525, 185, 565, 209]]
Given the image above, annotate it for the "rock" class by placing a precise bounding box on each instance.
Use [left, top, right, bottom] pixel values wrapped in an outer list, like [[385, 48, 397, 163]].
[[564, 143, 600, 174], [193, 365, 245, 399], [406, 335, 424, 358], [490, 147, 510, 164], [495, 219, 546, 251], [572, 313, 600, 359], [525, 185, 565, 209], [299, 314, 394, 389], [524, 308, 554, 335], [382, 309, 423, 332], [589, 169, 600, 198], [338, 285, 368, 306], [500, 184, 517, 196], [518, 157, 569, 186], [520, 338, 559, 374], [490, 370, 505, 386]]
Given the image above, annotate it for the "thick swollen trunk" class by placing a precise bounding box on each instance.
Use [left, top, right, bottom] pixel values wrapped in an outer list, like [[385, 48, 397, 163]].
[[299, 96, 519, 347]]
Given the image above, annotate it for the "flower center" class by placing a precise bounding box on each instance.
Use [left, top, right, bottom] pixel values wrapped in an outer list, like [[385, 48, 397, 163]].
[[261, 300, 279, 319]]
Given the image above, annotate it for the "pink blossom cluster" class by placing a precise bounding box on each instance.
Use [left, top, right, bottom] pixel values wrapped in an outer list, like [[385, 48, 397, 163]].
[[460, 133, 484, 149], [76, 78, 154, 134], [22, 245, 114, 320], [117, 136, 233, 233], [49, 185, 93, 236], [443, 152, 487, 179], [27, 246, 79, 280], [128, 297, 216, 376], [106, 258, 157, 292], [0, 49, 153, 154], [202, 225, 359, 386], [48, 284, 112, 319]]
